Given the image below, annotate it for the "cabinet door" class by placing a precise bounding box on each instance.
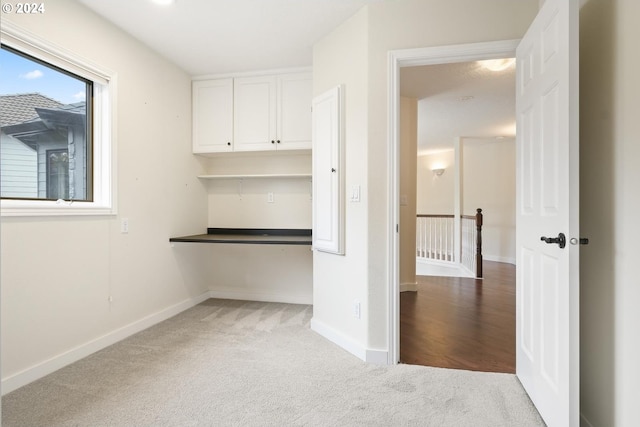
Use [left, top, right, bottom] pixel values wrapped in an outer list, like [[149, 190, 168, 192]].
[[233, 76, 277, 152], [192, 79, 233, 153], [277, 73, 312, 150], [312, 86, 344, 254]]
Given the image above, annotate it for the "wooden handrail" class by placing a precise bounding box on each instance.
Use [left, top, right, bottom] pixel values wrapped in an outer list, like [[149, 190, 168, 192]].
[[475, 208, 483, 278]]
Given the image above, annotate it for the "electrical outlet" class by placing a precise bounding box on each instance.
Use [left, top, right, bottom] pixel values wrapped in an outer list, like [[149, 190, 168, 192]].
[[353, 300, 361, 319], [267, 192, 275, 203], [121, 218, 129, 234]]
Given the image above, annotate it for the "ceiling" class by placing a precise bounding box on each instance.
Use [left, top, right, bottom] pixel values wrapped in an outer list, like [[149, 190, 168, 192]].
[[77, 0, 385, 76], [401, 61, 516, 155], [77, 0, 515, 154]]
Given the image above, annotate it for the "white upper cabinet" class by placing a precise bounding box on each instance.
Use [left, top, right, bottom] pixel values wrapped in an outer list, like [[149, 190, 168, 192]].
[[277, 73, 313, 150], [192, 71, 311, 154], [233, 75, 277, 151], [192, 79, 233, 153]]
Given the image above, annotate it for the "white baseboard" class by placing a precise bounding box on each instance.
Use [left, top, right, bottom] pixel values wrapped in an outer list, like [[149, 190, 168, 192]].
[[400, 282, 418, 292], [208, 289, 312, 305], [1, 291, 211, 395], [365, 348, 389, 365], [310, 318, 388, 365], [483, 255, 516, 265]]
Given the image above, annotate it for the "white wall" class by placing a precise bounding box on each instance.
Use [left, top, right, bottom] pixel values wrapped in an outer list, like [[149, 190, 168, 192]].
[[580, 0, 640, 426], [204, 153, 311, 229], [201, 153, 313, 304], [399, 97, 417, 288], [311, 0, 538, 359], [313, 0, 537, 359], [311, 7, 372, 359], [462, 138, 515, 263], [365, 0, 538, 351], [1, 0, 210, 392], [416, 140, 515, 265], [416, 150, 455, 214]]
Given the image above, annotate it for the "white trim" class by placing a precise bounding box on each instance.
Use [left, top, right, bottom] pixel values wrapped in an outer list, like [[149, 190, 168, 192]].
[[416, 259, 476, 278], [365, 348, 389, 365], [388, 40, 520, 366], [0, 22, 118, 217], [483, 254, 516, 265], [208, 289, 312, 305], [311, 318, 366, 360], [310, 318, 388, 365], [1, 292, 211, 395], [0, 21, 111, 84], [400, 282, 418, 292]]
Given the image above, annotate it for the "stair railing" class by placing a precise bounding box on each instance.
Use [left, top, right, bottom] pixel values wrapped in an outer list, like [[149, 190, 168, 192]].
[[417, 208, 483, 278]]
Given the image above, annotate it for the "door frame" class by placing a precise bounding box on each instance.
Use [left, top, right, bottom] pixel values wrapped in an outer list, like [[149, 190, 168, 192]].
[[387, 39, 521, 365]]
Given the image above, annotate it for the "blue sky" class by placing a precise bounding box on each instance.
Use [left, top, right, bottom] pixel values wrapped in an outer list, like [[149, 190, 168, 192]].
[[0, 47, 86, 105]]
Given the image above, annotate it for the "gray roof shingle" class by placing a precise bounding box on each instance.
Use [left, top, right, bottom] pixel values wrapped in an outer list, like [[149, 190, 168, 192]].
[[0, 93, 63, 127]]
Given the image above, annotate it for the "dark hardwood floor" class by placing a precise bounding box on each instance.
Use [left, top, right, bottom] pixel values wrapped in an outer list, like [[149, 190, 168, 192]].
[[400, 261, 515, 373]]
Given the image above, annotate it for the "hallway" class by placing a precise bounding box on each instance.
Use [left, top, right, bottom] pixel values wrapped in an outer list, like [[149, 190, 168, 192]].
[[400, 261, 515, 373]]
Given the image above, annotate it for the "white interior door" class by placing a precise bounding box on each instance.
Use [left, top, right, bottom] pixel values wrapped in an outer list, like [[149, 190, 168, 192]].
[[515, 0, 579, 425]]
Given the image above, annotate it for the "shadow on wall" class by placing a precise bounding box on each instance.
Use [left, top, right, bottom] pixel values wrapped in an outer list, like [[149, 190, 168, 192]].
[[579, 0, 616, 425]]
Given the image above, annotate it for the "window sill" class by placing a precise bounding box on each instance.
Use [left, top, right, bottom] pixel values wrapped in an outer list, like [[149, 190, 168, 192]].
[[1, 200, 116, 217]]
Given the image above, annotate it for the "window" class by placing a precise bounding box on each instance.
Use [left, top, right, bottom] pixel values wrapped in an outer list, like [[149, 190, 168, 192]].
[[0, 22, 115, 216], [1, 45, 93, 202]]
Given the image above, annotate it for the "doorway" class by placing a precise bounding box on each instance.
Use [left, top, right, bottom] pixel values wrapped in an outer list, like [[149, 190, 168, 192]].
[[398, 58, 518, 373], [387, 39, 520, 366]]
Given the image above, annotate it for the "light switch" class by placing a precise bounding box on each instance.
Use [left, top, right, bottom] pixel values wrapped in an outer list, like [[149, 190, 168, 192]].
[[351, 185, 360, 202]]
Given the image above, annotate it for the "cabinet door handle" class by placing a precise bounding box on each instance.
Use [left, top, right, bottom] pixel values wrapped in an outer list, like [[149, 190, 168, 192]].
[[271, 140, 275, 144], [277, 140, 281, 144], [227, 142, 231, 146]]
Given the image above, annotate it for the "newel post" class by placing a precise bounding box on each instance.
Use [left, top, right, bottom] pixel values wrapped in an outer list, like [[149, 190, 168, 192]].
[[476, 208, 483, 278]]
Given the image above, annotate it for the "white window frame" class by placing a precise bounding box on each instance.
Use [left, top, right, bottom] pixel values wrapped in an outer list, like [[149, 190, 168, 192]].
[[1, 21, 117, 217]]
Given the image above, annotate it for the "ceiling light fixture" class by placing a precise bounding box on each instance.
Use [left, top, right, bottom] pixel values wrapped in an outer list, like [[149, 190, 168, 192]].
[[432, 168, 445, 177], [479, 58, 515, 72], [150, 0, 175, 5]]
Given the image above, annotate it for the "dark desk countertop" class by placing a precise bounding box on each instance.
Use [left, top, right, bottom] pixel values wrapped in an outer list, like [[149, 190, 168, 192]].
[[170, 228, 312, 245]]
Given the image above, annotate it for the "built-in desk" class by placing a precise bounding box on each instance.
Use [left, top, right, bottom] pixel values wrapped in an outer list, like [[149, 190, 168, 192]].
[[169, 228, 312, 245]]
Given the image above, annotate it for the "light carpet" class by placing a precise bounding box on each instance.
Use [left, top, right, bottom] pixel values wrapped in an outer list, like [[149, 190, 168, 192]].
[[2, 299, 544, 426]]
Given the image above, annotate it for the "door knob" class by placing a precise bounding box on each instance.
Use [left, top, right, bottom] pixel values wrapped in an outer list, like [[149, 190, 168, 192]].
[[540, 233, 566, 248]]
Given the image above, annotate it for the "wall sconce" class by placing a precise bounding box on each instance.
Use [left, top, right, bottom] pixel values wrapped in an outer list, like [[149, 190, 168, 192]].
[[432, 168, 445, 177]]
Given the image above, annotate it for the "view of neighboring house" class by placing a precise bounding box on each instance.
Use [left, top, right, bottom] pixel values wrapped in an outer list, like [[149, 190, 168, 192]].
[[0, 93, 89, 200]]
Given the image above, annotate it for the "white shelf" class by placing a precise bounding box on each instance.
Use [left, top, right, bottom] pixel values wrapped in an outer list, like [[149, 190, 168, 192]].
[[197, 173, 311, 180]]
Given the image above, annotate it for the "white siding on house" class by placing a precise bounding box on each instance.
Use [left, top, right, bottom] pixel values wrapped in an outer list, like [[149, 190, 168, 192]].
[[0, 133, 38, 198]]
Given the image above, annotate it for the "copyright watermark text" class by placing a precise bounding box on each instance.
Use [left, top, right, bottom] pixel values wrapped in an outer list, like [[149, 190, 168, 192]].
[[2, 2, 46, 14]]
